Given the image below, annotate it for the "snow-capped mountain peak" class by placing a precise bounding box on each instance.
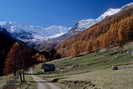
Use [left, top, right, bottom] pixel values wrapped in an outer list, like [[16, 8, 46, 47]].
[[122, 2, 133, 10], [0, 22, 70, 42], [0, 2, 132, 51], [72, 2, 133, 33], [70, 8, 121, 32], [0, 21, 16, 26], [97, 8, 121, 21]]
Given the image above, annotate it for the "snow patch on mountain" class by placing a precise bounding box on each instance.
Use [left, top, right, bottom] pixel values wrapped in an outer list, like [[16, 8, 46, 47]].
[[48, 32, 65, 39], [0, 2, 132, 51], [71, 8, 121, 32], [71, 19, 97, 31], [73, 2, 133, 32], [0, 22, 70, 42], [96, 8, 121, 21], [121, 2, 133, 10]]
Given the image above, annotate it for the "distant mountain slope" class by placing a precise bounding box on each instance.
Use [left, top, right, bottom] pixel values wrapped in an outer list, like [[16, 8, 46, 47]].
[[51, 7, 121, 45], [0, 3, 132, 54], [55, 3, 133, 57], [0, 22, 70, 51], [53, 3, 133, 44], [71, 8, 120, 32], [0, 4, 122, 53], [0, 22, 70, 41], [0, 6, 121, 51]]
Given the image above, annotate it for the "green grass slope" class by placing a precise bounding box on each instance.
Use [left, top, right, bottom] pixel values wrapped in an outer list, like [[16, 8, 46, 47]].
[[34, 42, 133, 89]]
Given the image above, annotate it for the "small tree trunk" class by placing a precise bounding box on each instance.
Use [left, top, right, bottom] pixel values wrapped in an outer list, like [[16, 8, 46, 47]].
[[22, 71, 25, 82], [19, 72, 23, 83]]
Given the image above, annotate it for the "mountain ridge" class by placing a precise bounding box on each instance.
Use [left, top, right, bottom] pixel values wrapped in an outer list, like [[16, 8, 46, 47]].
[[0, 2, 132, 53], [55, 3, 133, 57]]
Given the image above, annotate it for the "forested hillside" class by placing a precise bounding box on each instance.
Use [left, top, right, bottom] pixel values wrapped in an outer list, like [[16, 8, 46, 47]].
[[0, 28, 45, 76], [56, 7, 133, 57]]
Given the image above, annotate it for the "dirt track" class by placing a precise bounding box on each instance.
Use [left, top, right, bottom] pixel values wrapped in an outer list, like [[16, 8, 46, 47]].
[[32, 75, 61, 89]]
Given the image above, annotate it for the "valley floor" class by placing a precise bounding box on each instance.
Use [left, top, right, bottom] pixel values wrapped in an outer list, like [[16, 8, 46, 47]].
[[1, 43, 133, 89], [34, 42, 133, 89]]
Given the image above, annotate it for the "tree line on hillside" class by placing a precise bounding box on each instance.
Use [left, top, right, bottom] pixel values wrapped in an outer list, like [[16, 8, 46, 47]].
[[55, 8, 133, 57]]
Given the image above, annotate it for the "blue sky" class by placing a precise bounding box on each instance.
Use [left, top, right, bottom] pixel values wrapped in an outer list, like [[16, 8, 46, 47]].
[[0, 0, 132, 27]]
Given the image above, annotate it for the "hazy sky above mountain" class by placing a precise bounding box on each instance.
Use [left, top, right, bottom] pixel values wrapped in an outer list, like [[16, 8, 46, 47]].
[[0, 0, 132, 27]]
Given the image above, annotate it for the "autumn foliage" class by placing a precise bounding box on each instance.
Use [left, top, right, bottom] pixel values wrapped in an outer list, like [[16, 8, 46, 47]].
[[0, 29, 45, 76], [56, 8, 133, 57], [4, 43, 43, 75], [0, 29, 15, 75]]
